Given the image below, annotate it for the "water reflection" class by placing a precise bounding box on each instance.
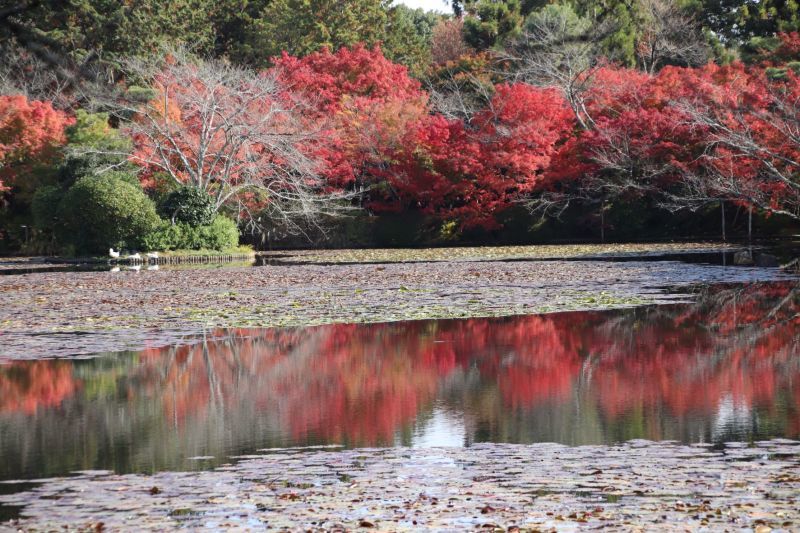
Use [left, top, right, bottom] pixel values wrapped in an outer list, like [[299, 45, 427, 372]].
[[0, 281, 798, 480]]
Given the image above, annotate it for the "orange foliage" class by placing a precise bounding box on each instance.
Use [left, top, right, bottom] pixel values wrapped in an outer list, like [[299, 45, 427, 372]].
[[0, 361, 82, 414]]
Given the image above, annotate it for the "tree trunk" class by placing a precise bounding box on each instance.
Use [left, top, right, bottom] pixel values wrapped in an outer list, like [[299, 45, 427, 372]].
[[600, 198, 605, 243]]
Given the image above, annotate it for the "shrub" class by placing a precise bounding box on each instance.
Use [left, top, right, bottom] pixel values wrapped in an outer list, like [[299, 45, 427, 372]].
[[140, 222, 183, 251], [141, 215, 239, 252], [31, 185, 63, 231], [193, 216, 239, 250], [159, 186, 217, 226], [60, 174, 161, 253]]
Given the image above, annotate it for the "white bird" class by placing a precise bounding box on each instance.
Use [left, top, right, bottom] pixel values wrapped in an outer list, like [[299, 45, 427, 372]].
[[128, 265, 142, 272], [127, 252, 142, 261], [146, 252, 159, 260], [147, 264, 160, 271], [109, 248, 120, 259], [109, 266, 121, 273]]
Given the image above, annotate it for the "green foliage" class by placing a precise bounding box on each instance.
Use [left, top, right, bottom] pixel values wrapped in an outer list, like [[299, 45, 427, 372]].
[[30, 185, 63, 231], [246, 0, 390, 66], [382, 6, 442, 77], [3, 0, 218, 62], [438, 219, 461, 241], [685, 0, 800, 45], [766, 61, 800, 79], [159, 187, 217, 226], [463, 0, 525, 49], [524, 3, 591, 37], [141, 216, 240, 251], [210, 0, 270, 61], [59, 111, 133, 187], [59, 174, 161, 253], [568, 0, 639, 66]]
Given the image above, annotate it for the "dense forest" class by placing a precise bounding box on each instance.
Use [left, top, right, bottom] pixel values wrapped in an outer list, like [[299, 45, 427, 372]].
[[1, 0, 800, 253]]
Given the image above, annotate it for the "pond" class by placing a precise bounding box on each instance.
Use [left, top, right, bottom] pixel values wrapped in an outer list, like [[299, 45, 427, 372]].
[[2, 281, 798, 486]]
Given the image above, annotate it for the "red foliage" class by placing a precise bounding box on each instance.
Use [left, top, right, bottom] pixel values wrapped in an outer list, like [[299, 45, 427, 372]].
[[274, 46, 579, 228], [0, 95, 70, 194], [274, 44, 423, 115], [542, 61, 798, 215], [274, 44, 428, 190], [119, 44, 799, 228], [386, 84, 575, 228], [775, 32, 800, 62]]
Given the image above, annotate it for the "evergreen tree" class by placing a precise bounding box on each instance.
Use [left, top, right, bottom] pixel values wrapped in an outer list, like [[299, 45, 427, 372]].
[[247, 0, 390, 64]]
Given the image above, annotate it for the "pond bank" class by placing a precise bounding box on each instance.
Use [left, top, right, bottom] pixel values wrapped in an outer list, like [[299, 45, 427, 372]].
[[2, 440, 798, 531], [260, 242, 739, 264]]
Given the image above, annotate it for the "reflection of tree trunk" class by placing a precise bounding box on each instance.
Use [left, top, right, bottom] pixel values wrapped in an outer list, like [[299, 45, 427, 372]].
[[202, 334, 224, 416], [721, 200, 726, 242], [229, 336, 246, 389]]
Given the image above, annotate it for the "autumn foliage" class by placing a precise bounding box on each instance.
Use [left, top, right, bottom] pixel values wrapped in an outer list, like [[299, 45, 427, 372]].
[[2, 41, 800, 232], [0, 95, 70, 194]]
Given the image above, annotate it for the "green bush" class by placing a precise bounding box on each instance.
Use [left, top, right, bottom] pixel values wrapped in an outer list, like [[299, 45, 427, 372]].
[[140, 222, 184, 251], [31, 185, 64, 231], [141, 215, 239, 252], [159, 186, 217, 226], [60, 174, 161, 253], [193, 216, 240, 250]]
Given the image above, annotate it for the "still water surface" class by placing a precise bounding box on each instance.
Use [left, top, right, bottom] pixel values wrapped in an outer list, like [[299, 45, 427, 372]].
[[0, 281, 798, 482]]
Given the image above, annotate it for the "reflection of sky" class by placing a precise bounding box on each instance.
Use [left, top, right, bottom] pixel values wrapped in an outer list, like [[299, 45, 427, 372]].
[[712, 394, 753, 442], [409, 404, 465, 447], [395, 0, 453, 13]]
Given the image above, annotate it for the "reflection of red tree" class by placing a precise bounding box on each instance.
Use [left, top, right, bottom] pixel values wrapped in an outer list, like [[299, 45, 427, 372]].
[[2, 282, 798, 444], [0, 361, 81, 414], [593, 283, 799, 421]]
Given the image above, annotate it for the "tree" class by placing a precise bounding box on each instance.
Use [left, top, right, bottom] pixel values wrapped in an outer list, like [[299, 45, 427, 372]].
[[274, 44, 428, 193], [686, 0, 800, 45], [504, 3, 603, 130], [248, 0, 390, 64], [0, 94, 70, 197], [386, 83, 574, 228], [209, 0, 271, 64], [451, 0, 550, 47], [0, 42, 75, 108], [1, 0, 218, 61], [104, 51, 348, 233], [430, 18, 472, 65], [666, 63, 800, 222], [462, 0, 526, 50], [382, 6, 442, 77], [426, 52, 496, 122], [572, 0, 641, 66], [58, 110, 133, 187], [532, 66, 691, 225], [567, 0, 713, 69], [636, 0, 710, 73], [0, 0, 220, 102]]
